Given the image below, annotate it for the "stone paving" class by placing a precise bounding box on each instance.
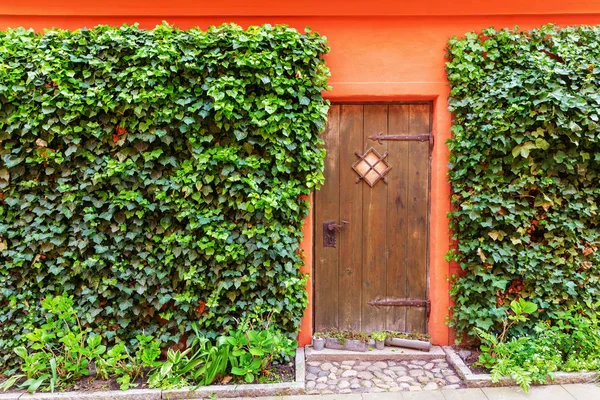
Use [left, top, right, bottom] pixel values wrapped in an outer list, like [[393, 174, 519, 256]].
[[305, 358, 462, 395], [227, 383, 600, 400]]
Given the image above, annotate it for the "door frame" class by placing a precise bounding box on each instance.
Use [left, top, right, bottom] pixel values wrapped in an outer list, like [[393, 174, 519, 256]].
[[312, 101, 434, 334], [296, 90, 452, 347]]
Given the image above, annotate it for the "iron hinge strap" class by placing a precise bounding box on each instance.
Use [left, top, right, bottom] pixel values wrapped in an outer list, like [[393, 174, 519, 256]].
[[368, 298, 431, 318], [368, 132, 434, 152]]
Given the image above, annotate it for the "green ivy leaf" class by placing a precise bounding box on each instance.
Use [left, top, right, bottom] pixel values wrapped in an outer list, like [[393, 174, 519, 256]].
[[535, 138, 550, 150]]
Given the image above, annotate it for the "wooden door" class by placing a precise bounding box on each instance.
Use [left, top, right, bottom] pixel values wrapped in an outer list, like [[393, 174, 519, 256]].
[[314, 103, 431, 333]]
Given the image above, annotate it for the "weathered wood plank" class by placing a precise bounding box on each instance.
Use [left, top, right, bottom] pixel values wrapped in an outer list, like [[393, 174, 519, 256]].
[[361, 105, 388, 332], [338, 105, 363, 331], [385, 104, 410, 332], [314, 105, 341, 332], [406, 103, 431, 333]]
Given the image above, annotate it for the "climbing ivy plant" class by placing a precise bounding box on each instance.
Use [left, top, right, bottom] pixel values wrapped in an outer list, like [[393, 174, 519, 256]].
[[0, 23, 329, 367], [446, 25, 600, 337]]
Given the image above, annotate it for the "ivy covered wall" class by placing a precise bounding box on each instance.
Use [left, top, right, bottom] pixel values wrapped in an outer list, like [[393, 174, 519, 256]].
[[447, 25, 600, 336], [0, 23, 329, 366]]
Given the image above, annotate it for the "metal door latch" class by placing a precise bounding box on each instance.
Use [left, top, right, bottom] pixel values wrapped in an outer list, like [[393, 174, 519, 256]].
[[323, 220, 348, 247]]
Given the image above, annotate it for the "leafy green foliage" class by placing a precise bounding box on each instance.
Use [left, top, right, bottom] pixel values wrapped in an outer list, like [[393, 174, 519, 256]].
[[385, 331, 431, 341], [147, 340, 229, 389], [95, 334, 162, 390], [476, 299, 600, 392], [1, 294, 297, 392], [226, 327, 295, 383], [551, 304, 600, 371], [0, 294, 104, 392], [146, 323, 296, 389], [0, 294, 161, 392], [0, 23, 329, 368], [370, 331, 387, 342], [318, 328, 370, 345], [446, 24, 600, 336]]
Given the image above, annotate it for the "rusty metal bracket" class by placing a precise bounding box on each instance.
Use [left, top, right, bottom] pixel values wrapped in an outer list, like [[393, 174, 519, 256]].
[[323, 220, 348, 248], [429, 132, 435, 152], [368, 132, 434, 153], [368, 298, 431, 318], [368, 132, 431, 144]]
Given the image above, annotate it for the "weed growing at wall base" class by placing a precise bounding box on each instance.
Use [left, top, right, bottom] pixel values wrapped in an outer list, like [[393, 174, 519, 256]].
[[0, 294, 297, 392]]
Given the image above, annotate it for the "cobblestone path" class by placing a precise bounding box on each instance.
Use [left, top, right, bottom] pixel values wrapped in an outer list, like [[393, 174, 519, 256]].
[[305, 358, 462, 395]]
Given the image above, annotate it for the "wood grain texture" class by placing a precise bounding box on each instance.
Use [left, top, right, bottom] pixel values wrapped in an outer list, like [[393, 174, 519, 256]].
[[338, 105, 364, 330], [315, 103, 431, 334], [361, 105, 388, 332], [385, 104, 410, 332], [314, 105, 340, 332], [406, 103, 431, 333]]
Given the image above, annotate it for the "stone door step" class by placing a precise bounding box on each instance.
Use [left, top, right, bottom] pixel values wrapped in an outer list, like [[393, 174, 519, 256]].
[[305, 345, 445, 361]]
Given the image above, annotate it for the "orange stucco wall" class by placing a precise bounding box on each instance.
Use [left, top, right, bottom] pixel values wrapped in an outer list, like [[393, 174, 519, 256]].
[[4, 1, 600, 347]]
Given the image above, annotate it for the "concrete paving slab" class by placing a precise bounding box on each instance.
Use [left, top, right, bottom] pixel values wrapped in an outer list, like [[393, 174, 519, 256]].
[[206, 385, 600, 400], [441, 388, 488, 400], [482, 385, 576, 400], [482, 386, 531, 400], [362, 392, 404, 400], [481, 387, 527, 400], [320, 394, 364, 400], [402, 390, 445, 400], [256, 396, 316, 400], [305, 345, 445, 361], [519, 385, 575, 400], [562, 383, 600, 400]]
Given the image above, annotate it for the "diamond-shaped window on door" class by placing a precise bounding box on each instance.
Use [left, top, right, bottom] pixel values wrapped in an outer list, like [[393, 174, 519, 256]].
[[352, 147, 391, 187]]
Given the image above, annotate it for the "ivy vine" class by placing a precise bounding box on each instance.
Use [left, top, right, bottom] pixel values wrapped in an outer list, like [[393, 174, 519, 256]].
[[446, 25, 600, 337], [0, 23, 329, 367]]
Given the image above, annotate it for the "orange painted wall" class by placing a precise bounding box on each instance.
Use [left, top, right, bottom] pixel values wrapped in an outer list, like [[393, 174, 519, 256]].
[[4, 2, 600, 347]]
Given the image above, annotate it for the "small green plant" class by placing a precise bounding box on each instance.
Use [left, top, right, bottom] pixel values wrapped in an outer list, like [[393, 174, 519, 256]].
[[475, 299, 544, 392], [386, 331, 431, 341], [0, 294, 163, 393], [0, 294, 106, 392], [148, 347, 199, 389], [146, 324, 295, 388], [226, 328, 296, 383], [95, 335, 161, 390], [371, 331, 387, 342], [318, 328, 369, 345], [550, 303, 600, 372], [1, 298, 297, 391], [475, 298, 538, 365], [147, 334, 230, 390]]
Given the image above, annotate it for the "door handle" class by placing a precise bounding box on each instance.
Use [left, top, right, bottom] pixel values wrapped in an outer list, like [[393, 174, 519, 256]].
[[323, 220, 349, 247], [327, 220, 349, 232]]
